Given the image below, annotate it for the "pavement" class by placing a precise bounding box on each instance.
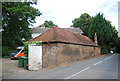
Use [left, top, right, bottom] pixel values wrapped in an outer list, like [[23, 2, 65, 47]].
[[3, 53, 118, 80], [2, 58, 30, 79]]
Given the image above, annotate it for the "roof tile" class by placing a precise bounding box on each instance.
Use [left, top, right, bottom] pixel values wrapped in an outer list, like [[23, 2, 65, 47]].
[[29, 27, 98, 46]]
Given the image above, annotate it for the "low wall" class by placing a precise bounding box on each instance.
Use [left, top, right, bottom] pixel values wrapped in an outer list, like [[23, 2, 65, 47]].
[[42, 43, 101, 68]]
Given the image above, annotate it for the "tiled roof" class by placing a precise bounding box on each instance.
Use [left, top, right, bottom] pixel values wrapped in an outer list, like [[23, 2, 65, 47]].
[[31, 27, 83, 34], [29, 27, 98, 46]]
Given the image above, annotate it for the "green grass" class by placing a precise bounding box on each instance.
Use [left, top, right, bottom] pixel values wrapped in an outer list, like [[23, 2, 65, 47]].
[[2, 56, 10, 58]]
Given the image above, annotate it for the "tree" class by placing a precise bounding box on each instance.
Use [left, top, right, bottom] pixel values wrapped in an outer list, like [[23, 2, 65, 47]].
[[72, 13, 92, 36], [89, 13, 118, 53], [39, 20, 58, 28], [2, 2, 42, 56], [72, 13, 119, 54], [114, 37, 120, 53]]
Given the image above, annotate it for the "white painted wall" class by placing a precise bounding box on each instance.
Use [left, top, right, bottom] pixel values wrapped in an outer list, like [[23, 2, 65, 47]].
[[28, 45, 42, 71]]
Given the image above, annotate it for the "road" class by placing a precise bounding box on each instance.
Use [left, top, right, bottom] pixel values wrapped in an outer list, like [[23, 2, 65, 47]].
[[5, 53, 119, 79]]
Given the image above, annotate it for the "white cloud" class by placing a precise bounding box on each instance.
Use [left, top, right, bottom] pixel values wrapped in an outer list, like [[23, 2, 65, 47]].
[[32, 0, 119, 30]]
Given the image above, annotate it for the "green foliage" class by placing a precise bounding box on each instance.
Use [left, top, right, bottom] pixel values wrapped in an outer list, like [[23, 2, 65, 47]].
[[39, 20, 58, 28], [2, 46, 12, 56], [101, 45, 109, 54], [72, 13, 92, 35], [2, 2, 42, 56], [2, 56, 11, 58], [24, 41, 43, 56], [101, 49, 108, 54], [113, 37, 120, 53], [89, 13, 118, 53], [72, 12, 119, 54]]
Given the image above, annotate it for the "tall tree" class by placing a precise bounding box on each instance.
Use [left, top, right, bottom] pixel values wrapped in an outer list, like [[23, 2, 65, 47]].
[[39, 20, 58, 28], [114, 37, 120, 53], [72, 13, 92, 36], [89, 13, 118, 53], [2, 2, 42, 56], [72, 13, 119, 54]]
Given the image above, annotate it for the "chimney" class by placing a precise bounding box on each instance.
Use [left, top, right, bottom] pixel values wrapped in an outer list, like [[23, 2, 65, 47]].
[[94, 32, 98, 45], [41, 25, 45, 28]]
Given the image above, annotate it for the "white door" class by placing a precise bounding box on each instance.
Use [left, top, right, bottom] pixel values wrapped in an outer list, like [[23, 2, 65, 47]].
[[28, 45, 42, 71]]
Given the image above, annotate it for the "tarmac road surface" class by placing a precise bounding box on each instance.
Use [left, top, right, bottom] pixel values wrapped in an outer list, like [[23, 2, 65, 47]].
[[3, 53, 119, 79]]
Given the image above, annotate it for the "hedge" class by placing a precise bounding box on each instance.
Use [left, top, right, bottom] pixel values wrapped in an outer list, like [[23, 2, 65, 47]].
[[2, 46, 12, 57], [24, 41, 43, 56]]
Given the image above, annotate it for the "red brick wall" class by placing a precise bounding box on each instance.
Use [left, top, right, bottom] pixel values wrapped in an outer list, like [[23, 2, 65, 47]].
[[42, 43, 101, 68]]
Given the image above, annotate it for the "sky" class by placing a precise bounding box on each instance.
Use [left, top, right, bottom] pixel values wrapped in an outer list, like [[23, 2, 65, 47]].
[[32, 0, 119, 30]]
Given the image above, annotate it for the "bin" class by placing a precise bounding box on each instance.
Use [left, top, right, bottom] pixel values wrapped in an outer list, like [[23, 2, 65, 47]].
[[24, 57, 28, 69], [18, 56, 25, 67]]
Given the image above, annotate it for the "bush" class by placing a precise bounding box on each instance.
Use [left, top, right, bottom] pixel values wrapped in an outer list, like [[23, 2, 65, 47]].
[[24, 41, 43, 56], [3, 56, 10, 58], [2, 46, 12, 56], [101, 49, 108, 54]]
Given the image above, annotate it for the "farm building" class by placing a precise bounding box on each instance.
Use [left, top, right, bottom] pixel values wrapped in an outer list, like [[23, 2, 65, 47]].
[[29, 27, 101, 68]]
